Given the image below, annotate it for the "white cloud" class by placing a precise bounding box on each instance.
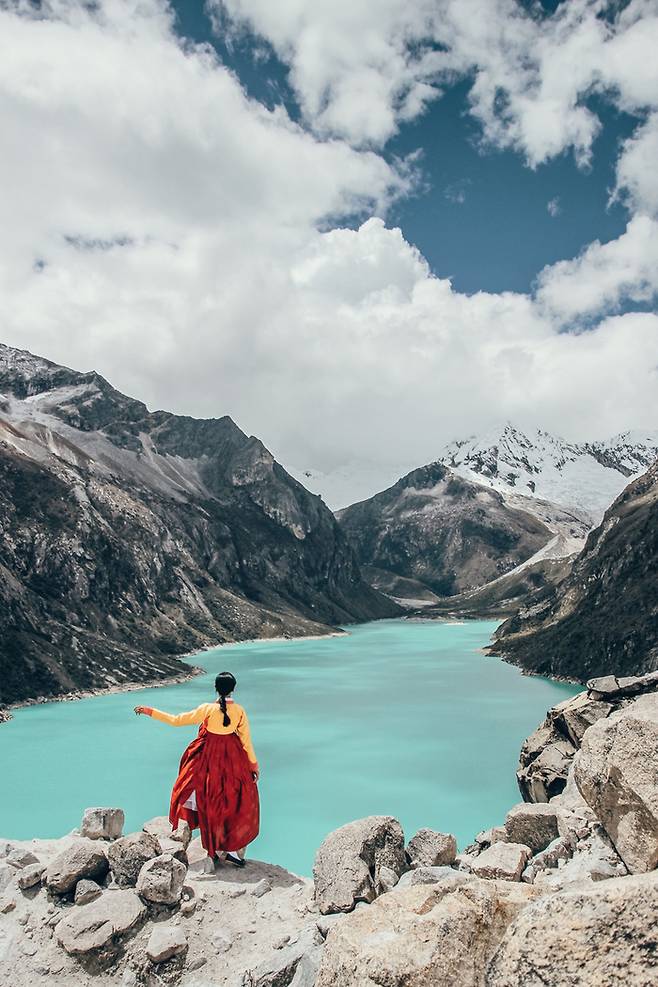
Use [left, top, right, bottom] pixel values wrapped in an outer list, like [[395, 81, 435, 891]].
[[547, 198, 561, 218], [536, 215, 658, 323], [0, 0, 656, 482], [615, 112, 658, 216]]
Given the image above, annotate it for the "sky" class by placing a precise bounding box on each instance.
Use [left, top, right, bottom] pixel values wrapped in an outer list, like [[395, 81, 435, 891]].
[[1, 0, 657, 476]]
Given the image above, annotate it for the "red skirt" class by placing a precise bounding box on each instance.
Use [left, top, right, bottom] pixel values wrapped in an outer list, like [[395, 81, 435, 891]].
[[169, 726, 260, 857]]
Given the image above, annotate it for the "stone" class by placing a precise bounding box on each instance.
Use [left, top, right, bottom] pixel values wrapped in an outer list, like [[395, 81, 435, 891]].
[[316, 879, 536, 987], [552, 693, 613, 746], [504, 802, 559, 854], [574, 692, 658, 873], [532, 829, 627, 890], [289, 946, 323, 987], [107, 831, 161, 887], [245, 927, 318, 987], [6, 848, 39, 869], [56, 888, 146, 955], [211, 928, 233, 952], [469, 843, 531, 882], [0, 896, 16, 913], [377, 865, 400, 892], [587, 670, 658, 701], [143, 816, 192, 850], [251, 878, 272, 898], [80, 807, 125, 841], [396, 866, 472, 890], [475, 827, 508, 849], [517, 736, 576, 802], [406, 828, 457, 868], [146, 922, 188, 963], [136, 853, 187, 905], [313, 815, 406, 914], [17, 862, 46, 890], [158, 836, 189, 864], [486, 871, 658, 986], [74, 879, 103, 905], [521, 835, 575, 883], [45, 839, 109, 894], [0, 863, 17, 894]]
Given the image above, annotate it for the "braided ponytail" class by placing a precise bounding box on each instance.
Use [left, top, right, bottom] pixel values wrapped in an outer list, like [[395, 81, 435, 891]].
[[215, 671, 237, 727]]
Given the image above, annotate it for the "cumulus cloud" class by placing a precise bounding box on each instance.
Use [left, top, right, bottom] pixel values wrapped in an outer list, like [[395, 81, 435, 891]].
[[0, 0, 656, 482], [547, 198, 561, 218], [536, 216, 658, 323]]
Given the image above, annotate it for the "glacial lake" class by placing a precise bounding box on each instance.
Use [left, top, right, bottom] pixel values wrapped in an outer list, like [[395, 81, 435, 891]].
[[0, 619, 579, 875]]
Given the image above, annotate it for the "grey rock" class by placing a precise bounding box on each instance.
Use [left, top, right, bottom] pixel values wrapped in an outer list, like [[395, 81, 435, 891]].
[[486, 871, 658, 986], [474, 827, 508, 849], [244, 927, 318, 987], [469, 843, 531, 882], [107, 831, 161, 887], [290, 946, 323, 987], [504, 802, 559, 854], [396, 866, 471, 889], [136, 853, 187, 905], [574, 692, 658, 873], [0, 863, 17, 894], [251, 877, 272, 898], [316, 879, 536, 987], [80, 806, 125, 841], [45, 839, 109, 894], [17, 862, 46, 890], [74, 879, 103, 905], [406, 828, 457, 868], [6, 848, 39, 869], [143, 815, 192, 850], [533, 829, 627, 890], [521, 835, 575, 883], [587, 670, 658, 701], [313, 815, 406, 914], [211, 928, 233, 952], [147, 922, 188, 963], [56, 888, 146, 955]]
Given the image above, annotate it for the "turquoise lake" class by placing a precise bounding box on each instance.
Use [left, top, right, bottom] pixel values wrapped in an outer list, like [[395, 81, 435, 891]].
[[0, 619, 579, 875]]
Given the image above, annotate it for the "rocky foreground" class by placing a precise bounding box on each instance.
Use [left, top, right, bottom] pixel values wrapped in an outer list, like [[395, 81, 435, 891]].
[[1, 674, 658, 986]]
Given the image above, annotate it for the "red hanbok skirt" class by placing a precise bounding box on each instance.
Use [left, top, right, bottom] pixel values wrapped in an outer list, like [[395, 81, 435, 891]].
[[169, 724, 260, 857]]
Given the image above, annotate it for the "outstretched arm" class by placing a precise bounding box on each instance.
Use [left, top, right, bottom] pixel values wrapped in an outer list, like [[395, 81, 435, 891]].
[[134, 704, 208, 726]]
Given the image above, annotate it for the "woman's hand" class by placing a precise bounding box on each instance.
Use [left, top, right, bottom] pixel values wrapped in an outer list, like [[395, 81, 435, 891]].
[[134, 706, 152, 716]]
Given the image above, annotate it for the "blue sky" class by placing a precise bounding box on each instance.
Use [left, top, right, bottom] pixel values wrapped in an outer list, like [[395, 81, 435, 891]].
[[172, 0, 639, 293]]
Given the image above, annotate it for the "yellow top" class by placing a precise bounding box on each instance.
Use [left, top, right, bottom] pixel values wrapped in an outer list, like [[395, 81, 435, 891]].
[[149, 701, 258, 770]]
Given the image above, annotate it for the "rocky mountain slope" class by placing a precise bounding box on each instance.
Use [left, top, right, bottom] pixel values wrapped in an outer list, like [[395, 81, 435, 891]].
[[490, 460, 658, 681], [336, 463, 553, 599], [0, 344, 396, 707], [2, 674, 657, 986]]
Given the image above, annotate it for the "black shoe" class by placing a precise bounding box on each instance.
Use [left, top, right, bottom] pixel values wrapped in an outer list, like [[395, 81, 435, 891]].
[[226, 852, 246, 868]]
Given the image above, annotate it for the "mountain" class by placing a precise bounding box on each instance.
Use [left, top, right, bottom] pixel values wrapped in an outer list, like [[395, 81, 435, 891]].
[[438, 423, 658, 525], [336, 463, 553, 600], [490, 459, 658, 681], [0, 344, 397, 707]]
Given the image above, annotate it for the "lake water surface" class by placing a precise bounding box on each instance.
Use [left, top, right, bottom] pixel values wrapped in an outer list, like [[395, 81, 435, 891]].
[[0, 619, 579, 875]]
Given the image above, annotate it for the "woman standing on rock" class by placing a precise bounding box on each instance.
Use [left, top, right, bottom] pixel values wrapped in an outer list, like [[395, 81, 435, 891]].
[[134, 671, 259, 871]]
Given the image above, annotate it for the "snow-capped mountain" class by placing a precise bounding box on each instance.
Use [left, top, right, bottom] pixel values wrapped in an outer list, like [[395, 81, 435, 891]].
[[438, 424, 658, 525]]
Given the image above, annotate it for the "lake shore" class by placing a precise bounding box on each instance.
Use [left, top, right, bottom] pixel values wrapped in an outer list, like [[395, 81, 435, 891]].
[[2, 627, 350, 723]]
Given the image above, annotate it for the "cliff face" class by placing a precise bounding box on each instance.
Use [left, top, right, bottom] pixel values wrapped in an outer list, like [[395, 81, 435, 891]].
[[491, 461, 658, 681], [0, 344, 396, 705], [336, 463, 552, 599]]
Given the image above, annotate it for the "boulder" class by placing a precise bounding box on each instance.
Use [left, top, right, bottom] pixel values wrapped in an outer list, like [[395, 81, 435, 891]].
[[486, 871, 658, 986], [143, 816, 192, 850], [56, 888, 146, 955], [244, 927, 319, 987], [587, 670, 658, 701], [574, 692, 658, 873], [521, 835, 575, 884], [80, 807, 125, 841], [6, 848, 39, 869], [146, 923, 188, 963], [17, 862, 46, 890], [397, 866, 472, 890], [504, 803, 559, 854], [136, 853, 186, 905], [74, 879, 103, 905], [552, 693, 613, 747], [532, 829, 627, 890], [474, 827, 508, 850], [0, 863, 16, 894], [517, 737, 576, 803], [45, 839, 109, 894], [406, 828, 457, 868], [157, 837, 188, 865], [469, 843, 531, 882], [313, 816, 406, 915], [107, 832, 161, 887], [316, 878, 536, 987]]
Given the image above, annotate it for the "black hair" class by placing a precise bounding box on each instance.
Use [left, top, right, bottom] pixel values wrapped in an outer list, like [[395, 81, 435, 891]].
[[215, 671, 236, 727]]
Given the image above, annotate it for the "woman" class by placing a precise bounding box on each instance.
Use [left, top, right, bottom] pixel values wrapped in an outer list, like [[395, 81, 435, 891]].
[[134, 671, 259, 870]]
